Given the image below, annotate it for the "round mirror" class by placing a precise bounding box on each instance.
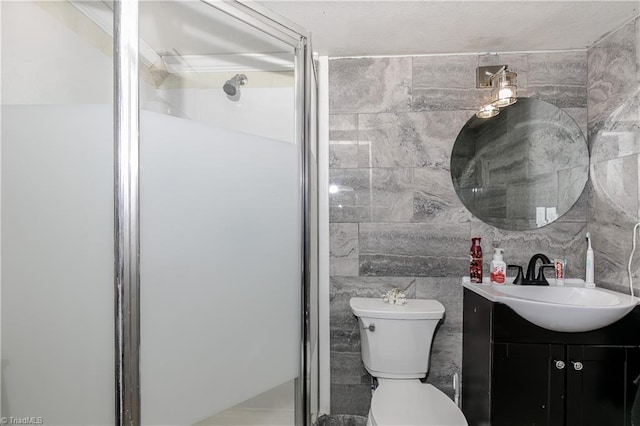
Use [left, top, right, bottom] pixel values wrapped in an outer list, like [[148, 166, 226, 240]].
[[450, 98, 589, 231]]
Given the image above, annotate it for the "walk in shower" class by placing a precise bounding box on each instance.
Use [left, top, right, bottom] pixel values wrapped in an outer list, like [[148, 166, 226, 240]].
[[1, 1, 318, 424]]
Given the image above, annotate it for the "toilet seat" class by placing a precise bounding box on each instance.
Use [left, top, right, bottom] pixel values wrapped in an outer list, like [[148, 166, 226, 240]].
[[369, 380, 467, 426]]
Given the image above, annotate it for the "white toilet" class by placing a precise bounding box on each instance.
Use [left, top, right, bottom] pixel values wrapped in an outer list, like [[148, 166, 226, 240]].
[[350, 297, 468, 426]]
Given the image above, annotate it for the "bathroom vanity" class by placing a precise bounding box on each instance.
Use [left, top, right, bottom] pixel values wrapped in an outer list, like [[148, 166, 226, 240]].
[[462, 287, 640, 426]]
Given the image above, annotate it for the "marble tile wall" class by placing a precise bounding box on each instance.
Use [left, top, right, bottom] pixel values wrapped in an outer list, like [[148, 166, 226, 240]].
[[329, 51, 590, 415], [587, 16, 640, 294]]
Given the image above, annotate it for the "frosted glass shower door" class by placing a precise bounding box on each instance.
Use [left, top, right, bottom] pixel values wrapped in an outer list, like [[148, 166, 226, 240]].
[[1, 1, 115, 424], [138, 2, 302, 424]]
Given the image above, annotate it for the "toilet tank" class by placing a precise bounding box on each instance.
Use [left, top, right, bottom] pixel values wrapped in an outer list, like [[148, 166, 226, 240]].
[[349, 297, 445, 379]]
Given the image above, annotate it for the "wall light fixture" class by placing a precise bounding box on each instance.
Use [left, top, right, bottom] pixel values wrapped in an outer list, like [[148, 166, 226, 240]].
[[476, 65, 517, 118]]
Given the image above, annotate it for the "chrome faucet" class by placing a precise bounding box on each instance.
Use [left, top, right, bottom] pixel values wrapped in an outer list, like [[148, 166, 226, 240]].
[[507, 253, 554, 285]]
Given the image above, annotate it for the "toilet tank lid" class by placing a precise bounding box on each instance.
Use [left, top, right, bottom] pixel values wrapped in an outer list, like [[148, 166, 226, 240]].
[[350, 297, 445, 319]]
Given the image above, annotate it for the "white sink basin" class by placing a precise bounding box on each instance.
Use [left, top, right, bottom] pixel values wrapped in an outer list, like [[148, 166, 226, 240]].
[[462, 277, 639, 332]]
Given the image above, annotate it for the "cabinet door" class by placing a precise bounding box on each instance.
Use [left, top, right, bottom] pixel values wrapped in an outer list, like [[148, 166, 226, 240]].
[[627, 347, 640, 426], [492, 343, 565, 426], [566, 345, 640, 426]]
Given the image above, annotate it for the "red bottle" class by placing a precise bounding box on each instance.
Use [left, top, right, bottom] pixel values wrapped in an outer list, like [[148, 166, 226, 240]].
[[470, 237, 483, 283]]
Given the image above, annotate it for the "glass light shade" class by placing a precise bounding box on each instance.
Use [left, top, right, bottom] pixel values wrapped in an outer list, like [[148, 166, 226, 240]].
[[491, 69, 517, 87], [491, 85, 517, 107], [476, 103, 500, 118], [490, 70, 517, 107]]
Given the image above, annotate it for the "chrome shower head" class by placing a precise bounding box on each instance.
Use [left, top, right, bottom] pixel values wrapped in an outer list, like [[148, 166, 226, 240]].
[[223, 74, 248, 100]]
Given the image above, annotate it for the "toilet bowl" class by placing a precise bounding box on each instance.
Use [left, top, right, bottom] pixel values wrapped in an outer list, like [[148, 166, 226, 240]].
[[367, 380, 467, 426], [350, 297, 468, 426]]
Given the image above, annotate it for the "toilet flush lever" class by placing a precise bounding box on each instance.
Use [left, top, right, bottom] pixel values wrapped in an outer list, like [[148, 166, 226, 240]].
[[363, 323, 375, 332]]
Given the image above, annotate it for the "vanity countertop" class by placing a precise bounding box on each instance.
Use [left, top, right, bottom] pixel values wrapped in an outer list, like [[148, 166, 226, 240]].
[[461, 276, 639, 332], [461, 276, 592, 302]]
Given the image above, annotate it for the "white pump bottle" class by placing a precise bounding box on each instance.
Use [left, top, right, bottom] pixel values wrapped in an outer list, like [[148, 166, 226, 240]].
[[490, 248, 506, 284]]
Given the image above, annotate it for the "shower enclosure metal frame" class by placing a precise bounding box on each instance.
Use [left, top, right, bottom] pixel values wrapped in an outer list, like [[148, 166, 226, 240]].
[[113, 1, 317, 424]]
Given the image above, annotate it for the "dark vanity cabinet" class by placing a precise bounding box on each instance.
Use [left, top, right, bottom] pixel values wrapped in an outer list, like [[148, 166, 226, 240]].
[[462, 289, 640, 426]]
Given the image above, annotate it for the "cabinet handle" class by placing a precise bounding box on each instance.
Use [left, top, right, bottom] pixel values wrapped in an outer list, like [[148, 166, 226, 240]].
[[572, 361, 584, 371], [554, 360, 565, 370]]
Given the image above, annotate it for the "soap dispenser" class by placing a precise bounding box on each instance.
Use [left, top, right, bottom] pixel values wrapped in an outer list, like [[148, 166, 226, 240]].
[[490, 248, 506, 284]]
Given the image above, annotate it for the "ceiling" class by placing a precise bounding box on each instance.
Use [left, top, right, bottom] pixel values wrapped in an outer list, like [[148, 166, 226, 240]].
[[257, 1, 640, 57]]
